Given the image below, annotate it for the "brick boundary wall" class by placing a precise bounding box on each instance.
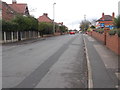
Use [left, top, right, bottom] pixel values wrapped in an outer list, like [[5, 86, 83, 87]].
[[91, 31, 105, 43], [106, 34, 120, 55], [87, 31, 120, 55], [87, 31, 92, 36]]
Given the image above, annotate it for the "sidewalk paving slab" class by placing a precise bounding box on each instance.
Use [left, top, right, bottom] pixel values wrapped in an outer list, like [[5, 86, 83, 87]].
[[83, 34, 119, 88]]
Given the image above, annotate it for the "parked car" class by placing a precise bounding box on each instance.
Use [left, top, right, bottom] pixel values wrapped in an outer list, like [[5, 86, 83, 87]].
[[69, 31, 75, 35]]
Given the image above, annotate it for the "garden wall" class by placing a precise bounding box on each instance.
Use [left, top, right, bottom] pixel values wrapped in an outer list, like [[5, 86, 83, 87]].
[[106, 34, 120, 55], [91, 31, 105, 43], [88, 31, 120, 55]]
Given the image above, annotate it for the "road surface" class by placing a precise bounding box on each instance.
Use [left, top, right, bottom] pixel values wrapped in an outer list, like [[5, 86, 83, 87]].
[[2, 34, 88, 88]]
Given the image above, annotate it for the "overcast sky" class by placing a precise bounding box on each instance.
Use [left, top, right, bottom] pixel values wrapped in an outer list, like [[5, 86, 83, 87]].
[[2, 0, 120, 30]]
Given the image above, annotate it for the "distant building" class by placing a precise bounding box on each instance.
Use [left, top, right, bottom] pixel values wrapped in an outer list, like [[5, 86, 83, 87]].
[[38, 13, 53, 23], [38, 13, 68, 33], [97, 12, 115, 29], [118, 1, 120, 15]]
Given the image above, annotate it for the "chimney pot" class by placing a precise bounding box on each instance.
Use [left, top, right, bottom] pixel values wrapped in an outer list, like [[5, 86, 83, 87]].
[[112, 12, 115, 18], [102, 12, 104, 20], [43, 13, 48, 17], [102, 13, 104, 17], [12, 0, 17, 4]]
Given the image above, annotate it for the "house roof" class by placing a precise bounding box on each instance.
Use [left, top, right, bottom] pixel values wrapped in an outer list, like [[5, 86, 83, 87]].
[[1, 1, 16, 20], [38, 13, 53, 23], [8, 3, 27, 14], [98, 15, 113, 21]]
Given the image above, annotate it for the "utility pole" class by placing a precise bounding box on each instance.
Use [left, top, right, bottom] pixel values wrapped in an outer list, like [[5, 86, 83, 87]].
[[84, 14, 86, 31], [53, 3, 56, 35], [84, 14, 86, 21]]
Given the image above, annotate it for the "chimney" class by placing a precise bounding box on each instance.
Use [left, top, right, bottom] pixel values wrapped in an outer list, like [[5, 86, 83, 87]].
[[112, 12, 115, 19], [43, 13, 48, 17], [102, 12, 104, 19], [12, 0, 17, 4]]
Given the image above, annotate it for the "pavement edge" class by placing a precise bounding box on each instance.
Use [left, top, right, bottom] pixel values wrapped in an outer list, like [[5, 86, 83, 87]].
[[83, 35, 93, 88]]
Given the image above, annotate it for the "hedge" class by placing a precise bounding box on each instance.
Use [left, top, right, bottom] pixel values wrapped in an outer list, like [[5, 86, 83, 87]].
[[108, 29, 120, 37]]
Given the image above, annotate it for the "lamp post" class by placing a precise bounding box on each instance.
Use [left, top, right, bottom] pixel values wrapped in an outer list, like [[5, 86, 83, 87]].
[[53, 3, 56, 35]]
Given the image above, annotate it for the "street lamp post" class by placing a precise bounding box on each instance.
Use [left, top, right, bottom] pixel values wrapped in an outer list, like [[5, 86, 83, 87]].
[[53, 3, 56, 35]]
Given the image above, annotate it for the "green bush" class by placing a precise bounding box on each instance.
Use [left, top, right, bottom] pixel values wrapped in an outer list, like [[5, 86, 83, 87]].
[[117, 29, 120, 37], [38, 22, 53, 35], [114, 15, 120, 28], [97, 29, 104, 34], [12, 15, 38, 31], [2, 20, 18, 32], [2, 15, 38, 32], [108, 29, 116, 35]]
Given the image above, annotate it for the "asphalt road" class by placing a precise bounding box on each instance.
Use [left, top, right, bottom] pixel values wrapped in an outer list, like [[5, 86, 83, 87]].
[[2, 34, 88, 88]]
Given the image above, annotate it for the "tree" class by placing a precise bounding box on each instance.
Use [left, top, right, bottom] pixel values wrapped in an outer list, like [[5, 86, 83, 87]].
[[91, 19, 97, 26], [59, 25, 68, 34], [38, 22, 53, 36], [2, 19, 18, 32], [114, 15, 120, 28], [90, 25, 96, 29], [79, 20, 91, 32], [12, 15, 38, 31], [12, 15, 38, 40]]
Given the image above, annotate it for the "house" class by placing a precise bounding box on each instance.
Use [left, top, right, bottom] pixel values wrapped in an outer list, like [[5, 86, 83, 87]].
[[8, 0, 29, 16], [1, 1, 16, 20], [1, 0, 29, 20], [97, 12, 115, 29], [38, 13, 53, 23]]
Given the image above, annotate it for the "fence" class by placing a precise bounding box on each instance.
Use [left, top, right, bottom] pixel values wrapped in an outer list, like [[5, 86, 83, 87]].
[[1, 31, 40, 43]]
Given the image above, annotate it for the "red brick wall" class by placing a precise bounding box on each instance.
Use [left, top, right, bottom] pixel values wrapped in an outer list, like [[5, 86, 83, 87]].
[[88, 31, 120, 55], [118, 38, 120, 55], [87, 32, 92, 36], [91, 31, 105, 43], [106, 34, 120, 55]]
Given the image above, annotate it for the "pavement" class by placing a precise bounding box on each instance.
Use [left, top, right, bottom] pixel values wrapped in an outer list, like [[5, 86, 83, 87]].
[[83, 34, 119, 89]]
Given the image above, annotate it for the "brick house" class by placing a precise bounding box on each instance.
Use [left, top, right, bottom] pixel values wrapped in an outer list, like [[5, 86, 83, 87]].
[[1, 0, 29, 20], [38, 13, 53, 23], [1, 1, 16, 20], [97, 12, 115, 29], [38, 13, 68, 34], [8, 0, 29, 16]]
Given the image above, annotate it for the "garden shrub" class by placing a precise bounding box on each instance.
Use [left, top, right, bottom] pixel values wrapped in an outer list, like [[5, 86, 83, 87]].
[[117, 29, 120, 37], [108, 29, 116, 35], [97, 29, 104, 34]]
